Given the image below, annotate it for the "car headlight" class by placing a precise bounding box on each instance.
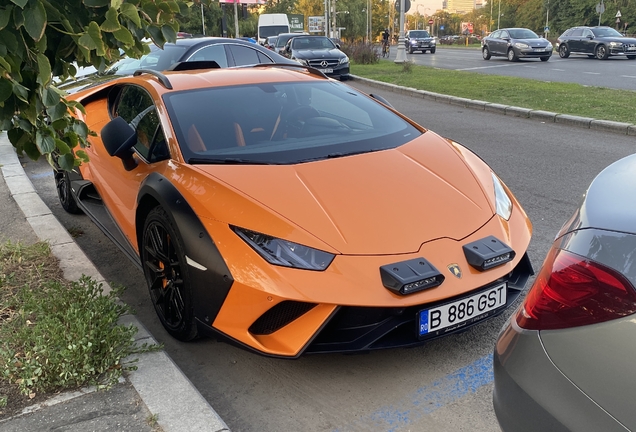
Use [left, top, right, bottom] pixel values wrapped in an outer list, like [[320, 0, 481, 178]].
[[514, 42, 530, 49], [339, 56, 349, 65], [492, 173, 512, 220], [296, 58, 309, 66], [233, 226, 335, 270], [430, 40, 436, 45], [546, 42, 553, 49], [609, 41, 622, 47]]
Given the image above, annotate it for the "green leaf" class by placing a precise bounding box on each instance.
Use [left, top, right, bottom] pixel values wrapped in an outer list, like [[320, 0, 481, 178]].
[[64, 130, 79, 147], [0, 30, 18, 55], [66, 100, 86, 115], [51, 117, 69, 130], [81, 21, 106, 56], [24, 0, 47, 42], [22, 138, 41, 161], [43, 88, 61, 108], [37, 53, 51, 87], [119, 3, 140, 28], [111, 0, 123, 8], [101, 8, 120, 32], [146, 25, 165, 48], [58, 152, 75, 171], [36, 129, 56, 154], [75, 149, 89, 163], [10, 0, 28, 8], [12, 5, 24, 29], [0, 78, 12, 104], [0, 6, 13, 30], [22, 97, 37, 124], [83, 0, 109, 7], [12, 81, 29, 102], [0, 56, 11, 73], [55, 138, 71, 155], [113, 26, 134, 45], [161, 24, 176, 44], [73, 120, 88, 138]]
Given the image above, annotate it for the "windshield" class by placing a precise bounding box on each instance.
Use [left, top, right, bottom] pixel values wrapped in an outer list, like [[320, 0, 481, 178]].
[[592, 27, 624, 37], [508, 29, 539, 39], [105, 45, 187, 76], [164, 80, 421, 165], [291, 37, 336, 50], [259, 25, 289, 38], [409, 31, 430, 38], [275, 34, 297, 48]]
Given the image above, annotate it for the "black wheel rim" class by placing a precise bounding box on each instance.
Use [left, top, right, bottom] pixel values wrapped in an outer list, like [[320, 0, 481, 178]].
[[143, 221, 186, 330], [56, 172, 70, 205]]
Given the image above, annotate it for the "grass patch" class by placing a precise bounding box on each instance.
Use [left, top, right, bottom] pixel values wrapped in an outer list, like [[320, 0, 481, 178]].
[[351, 61, 636, 124], [0, 241, 157, 416]]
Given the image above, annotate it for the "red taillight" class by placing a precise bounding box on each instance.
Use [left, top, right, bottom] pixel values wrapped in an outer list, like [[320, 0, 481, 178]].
[[516, 248, 636, 330]]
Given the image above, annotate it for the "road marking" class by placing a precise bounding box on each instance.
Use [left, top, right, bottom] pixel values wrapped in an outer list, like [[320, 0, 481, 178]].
[[523, 66, 537, 69], [456, 64, 515, 71], [333, 354, 494, 432], [621, 75, 636, 78], [551, 69, 565, 71], [583, 72, 601, 75]]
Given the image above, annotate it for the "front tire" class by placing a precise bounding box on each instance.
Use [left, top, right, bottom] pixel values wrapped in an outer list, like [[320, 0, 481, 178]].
[[55, 170, 82, 214], [142, 206, 198, 341], [482, 46, 491, 60], [408, 45, 413, 54], [627, 55, 636, 60], [595, 45, 609, 60], [559, 44, 570, 58], [540, 56, 550, 62], [507, 48, 518, 62], [430, 47, 436, 54]]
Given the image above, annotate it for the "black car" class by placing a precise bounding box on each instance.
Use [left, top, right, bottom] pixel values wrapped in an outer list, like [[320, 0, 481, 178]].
[[482, 28, 552, 61], [274, 32, 306, 55], [283, 35, 350, 80], [556, 26, 636, 60], [404, 30, 436, 54]]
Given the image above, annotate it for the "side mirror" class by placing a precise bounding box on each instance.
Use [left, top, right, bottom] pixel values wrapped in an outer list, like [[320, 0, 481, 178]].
[[369, 93, 394, 109], [101, 116, 138, 171], [336, 43, 341, 49]]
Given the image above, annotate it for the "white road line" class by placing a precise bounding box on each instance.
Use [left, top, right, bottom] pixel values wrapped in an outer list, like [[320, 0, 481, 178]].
[[551, 69, 565, 71], [523, 66, 537, 68], [583, 72, 601, 75], [456, 64, 516, 71], [621, 75, 636, 78]]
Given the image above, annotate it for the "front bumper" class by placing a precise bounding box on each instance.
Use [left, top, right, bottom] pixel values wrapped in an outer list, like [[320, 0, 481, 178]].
[[515, 47, 552, 58], [493, 318, 625, 432]]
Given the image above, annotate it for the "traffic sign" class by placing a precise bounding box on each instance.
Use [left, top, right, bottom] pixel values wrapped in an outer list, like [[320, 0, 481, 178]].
[[395, 0, 411, 13], [428, 19, 434, 25], [616, 10, 622, 17]]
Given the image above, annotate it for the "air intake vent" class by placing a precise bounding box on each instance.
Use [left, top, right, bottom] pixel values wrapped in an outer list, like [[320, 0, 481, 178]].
[[249, 301, 317, 335]]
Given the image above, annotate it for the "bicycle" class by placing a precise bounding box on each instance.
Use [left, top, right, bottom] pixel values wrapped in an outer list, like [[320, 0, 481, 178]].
[[382, 41, 390, 58]]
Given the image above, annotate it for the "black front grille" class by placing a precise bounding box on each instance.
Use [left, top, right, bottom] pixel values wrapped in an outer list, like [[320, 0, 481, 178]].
[[307, 59, 339, 68], [249, 301, 317, 335]]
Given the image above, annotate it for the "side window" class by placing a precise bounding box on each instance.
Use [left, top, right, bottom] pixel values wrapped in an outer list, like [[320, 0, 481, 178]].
[[115, 86, 169, 163], [583, 29, 593, 38], [187, 45, 229, 67], [570, 29, 583, 37], [491, 31, 501, 39], [500, 31, 509, 39], [257, 51, 274, 64], [227, 45, 261, 66]]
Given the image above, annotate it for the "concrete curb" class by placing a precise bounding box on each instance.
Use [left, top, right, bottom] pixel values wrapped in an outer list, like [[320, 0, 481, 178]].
[[0, 133, 230, 432], [350, 75, 636, 136]]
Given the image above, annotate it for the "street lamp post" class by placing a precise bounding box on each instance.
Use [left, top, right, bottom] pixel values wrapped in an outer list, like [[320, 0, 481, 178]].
[[497, 0, 501, 29], [545, 0, 549, 38], [395, 0, 407, 63]]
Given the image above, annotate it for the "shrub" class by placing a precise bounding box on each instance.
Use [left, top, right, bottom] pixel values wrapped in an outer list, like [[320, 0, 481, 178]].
[[340, 41, 379, 64]]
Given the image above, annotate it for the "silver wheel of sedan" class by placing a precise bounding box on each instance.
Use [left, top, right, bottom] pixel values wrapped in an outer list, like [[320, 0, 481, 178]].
[[595, 44, 609, 60], [482, 46, 491, 60], [507, 48, 518, 62]]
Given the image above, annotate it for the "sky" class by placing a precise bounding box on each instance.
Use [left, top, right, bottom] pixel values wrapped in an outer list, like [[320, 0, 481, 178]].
[[408, 0, 445, 15]]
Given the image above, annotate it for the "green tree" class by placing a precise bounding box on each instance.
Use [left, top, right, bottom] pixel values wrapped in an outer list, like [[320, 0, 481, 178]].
[[0, 0, 189, 171]]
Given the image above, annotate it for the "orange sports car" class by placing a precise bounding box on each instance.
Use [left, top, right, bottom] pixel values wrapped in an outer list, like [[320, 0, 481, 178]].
[[56, 63, 533, 357]]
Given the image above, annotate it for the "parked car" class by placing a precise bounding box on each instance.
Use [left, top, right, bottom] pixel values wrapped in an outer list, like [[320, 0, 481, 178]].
[[493, 153, 636, 431], [56, 63, 533, 357], [482, 28, 552, 61], [404, 30, 436, 54], [273, 32, 307, 55], [556, 26, 636, 60], [283, 35, 350, 80], [265, 36, 278, 50]]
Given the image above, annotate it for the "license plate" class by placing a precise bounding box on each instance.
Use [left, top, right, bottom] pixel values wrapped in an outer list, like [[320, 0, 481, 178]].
[[418, 283, 507, 337], [318, 68, 333, 73], [628, 47, 636, 51], [534, 48, 545, 52]]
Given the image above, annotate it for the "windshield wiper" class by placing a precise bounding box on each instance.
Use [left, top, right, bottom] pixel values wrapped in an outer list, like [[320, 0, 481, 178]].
[[188, 157, 275, 165]]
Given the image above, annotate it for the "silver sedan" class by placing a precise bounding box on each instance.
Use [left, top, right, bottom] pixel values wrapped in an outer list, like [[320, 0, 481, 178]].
[[493, 153, 636, 431]]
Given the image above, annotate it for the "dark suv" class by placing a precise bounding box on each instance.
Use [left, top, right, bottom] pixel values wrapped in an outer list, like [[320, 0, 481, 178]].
[[556, 26, 636, 60], [404, 30, 436, 54]]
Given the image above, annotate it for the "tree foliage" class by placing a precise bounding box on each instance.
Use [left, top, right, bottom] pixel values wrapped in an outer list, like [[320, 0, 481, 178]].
[[0, 0, 189, 170]]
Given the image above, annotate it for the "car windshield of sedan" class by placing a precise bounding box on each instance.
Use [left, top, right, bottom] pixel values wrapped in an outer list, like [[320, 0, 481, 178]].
[[291, 37, 336, 50], [507, 29, 539, 39], [592, 27, 623, 37], [105, 45, 187, 76], [409, 31, 430, 38], [163, 80, 421, 164]]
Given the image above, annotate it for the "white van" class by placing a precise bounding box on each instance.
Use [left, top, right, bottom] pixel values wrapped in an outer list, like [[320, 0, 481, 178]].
[[257, 14, 290, 45]]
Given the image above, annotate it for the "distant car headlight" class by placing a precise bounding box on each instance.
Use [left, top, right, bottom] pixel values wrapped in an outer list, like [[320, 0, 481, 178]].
[[514, 42, 530, 49], [233, 227, 335, 270], [430, 40, 436, 45], [492, 173, 512, 220], [339, 56, 349, 65]]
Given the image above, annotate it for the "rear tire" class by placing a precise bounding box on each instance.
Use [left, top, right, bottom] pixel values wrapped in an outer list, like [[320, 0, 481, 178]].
[[627, 55, 636, 60], [142, 206, 198, 342], [55, 170, 82, 214], [507, 48, 518, 62], [482, 46, 491, 60], [558, 44, 570, 58], [595, 45, 609, 60]]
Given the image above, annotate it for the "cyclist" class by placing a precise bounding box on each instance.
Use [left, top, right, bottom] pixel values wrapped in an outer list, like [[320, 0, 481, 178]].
[[381, 29, 390, 57]]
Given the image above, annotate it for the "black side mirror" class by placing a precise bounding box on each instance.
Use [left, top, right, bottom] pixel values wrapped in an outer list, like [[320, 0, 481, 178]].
[[101, 116, 138, 170], [370, 93, 394, 109]]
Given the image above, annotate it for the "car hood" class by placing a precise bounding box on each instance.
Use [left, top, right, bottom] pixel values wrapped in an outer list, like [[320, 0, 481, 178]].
[[513, 38, 550, 46], [409, 37, 434, 41], [293, 48, 346, 59], [194, 132, 495, 255]]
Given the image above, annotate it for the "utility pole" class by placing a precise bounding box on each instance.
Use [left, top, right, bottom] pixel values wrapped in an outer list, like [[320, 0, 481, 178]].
[[395, 0, 406, 63], [234, 0, 240, 38]]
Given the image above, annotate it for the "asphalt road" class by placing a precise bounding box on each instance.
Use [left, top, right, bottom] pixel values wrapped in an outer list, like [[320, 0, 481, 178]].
[[386, 45, 636, 91], [23, 81, 636, 432]]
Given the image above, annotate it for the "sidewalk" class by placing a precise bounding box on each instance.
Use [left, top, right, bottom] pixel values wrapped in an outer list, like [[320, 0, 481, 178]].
[[0, 134, 230, 432]]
